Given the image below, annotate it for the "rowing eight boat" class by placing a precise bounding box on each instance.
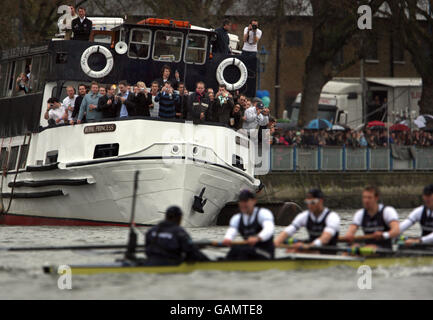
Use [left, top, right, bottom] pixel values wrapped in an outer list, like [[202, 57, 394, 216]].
[[42, 253, 433, 275]]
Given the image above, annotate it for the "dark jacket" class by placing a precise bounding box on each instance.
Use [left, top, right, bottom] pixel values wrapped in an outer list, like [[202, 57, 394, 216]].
[[187, 92, 211, 124], [214, 27, 230, 55], [97, 94, 116, 119], [72, 95, 85, 121], [132, 92, 152, 117], [145, 221, 208, 264], [230, 110, 243, 130], [210, 95, 234, 125], [72, 17, 92, 41], [176, 93, 189, 119], [113, 92, 136, 117]]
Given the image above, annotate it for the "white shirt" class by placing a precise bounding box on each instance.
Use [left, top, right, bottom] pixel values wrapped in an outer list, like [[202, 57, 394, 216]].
[[352, 204, 399, 227], [284, 209, 340, 238], [150, 95, 160, 118], [224, 207, 275, 242], [242, 106, 269, 130], [400, 205, 433, 244], [62, 95, 78, 121], [242, 27, 262, 52], [48, 105, 66, 124]]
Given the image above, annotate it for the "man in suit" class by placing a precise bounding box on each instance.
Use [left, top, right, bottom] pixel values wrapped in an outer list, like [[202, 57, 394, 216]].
[[214, 20, 232, 55], [72, 7, 92, 41]]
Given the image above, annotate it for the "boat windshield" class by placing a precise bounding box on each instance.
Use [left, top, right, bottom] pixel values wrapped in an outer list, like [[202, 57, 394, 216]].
[[152, 30, 183, 62]]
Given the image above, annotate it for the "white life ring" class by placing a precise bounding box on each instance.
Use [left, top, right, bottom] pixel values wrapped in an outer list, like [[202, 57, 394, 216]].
[[80, 46, 114, 79], [216, 58, 248, 91]]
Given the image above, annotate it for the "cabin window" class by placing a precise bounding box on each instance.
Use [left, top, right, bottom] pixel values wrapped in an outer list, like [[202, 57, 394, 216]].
[[185, 34, 208, 65], [45, 150, 58, 165], [7, 146, 19, 171], [37, 54, 50, 92], [18, 145, 29, 169], [29, 55, 41, 92], [128, 29, 151, 60], [0, 62, 8, 97], [13, 59, 31, 96], [93, 34, 112, 45], [94, 143, 119, 159], [6, 61, 16, 96], [0, 147, 8, 170], [153, 30, 183, 63], [232, 154, 245, 171]]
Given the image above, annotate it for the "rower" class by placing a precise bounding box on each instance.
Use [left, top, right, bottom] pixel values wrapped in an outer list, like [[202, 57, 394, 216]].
[[342, 186, 399, 248], [144, 206, 209, 265], [400, 184, 433, 245], [222, 189, 275, 260], [274, 189, 340, 250]]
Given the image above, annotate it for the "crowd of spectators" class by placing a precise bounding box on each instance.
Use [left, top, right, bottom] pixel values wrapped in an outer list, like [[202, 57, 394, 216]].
[[44, 64, 270, 132], [270, 127, 433, 148]]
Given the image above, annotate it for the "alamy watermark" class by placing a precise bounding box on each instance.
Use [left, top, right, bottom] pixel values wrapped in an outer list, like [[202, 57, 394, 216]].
[[358, 5, 373, 30], [57, 265, 72, 290], [357, 265, 372, 290], [159, 123, 271, 176]]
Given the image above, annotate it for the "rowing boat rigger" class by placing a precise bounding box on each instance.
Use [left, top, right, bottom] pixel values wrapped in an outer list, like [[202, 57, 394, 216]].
[[42, 253, 433, 275]]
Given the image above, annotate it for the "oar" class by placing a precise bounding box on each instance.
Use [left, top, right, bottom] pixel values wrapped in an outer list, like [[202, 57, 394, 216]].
[[338, 235, 377, 243], [124, 170, 139, 261], [277, 244, 433, 257], [194, 240, 248, 248], [0, 241, 248, 253], [0, 244, 130, 252]]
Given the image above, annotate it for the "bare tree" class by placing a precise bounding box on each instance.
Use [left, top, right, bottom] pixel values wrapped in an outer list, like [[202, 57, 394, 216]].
[[387, 0, 433, 115], [0, 0, 90, 50], [297, 0, 385, 127], [140, 0, 236, 27]]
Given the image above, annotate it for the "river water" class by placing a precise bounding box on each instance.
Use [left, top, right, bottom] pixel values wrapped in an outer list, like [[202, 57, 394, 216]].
[[1, 210, 432, 300]]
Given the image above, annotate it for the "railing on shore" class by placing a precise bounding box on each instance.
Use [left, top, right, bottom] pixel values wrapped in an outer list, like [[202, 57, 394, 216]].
[[270, 146, 433, 172]]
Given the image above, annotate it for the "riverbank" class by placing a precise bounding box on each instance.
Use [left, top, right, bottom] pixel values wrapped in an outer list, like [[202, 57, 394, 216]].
[[217, 171, 432, 225]]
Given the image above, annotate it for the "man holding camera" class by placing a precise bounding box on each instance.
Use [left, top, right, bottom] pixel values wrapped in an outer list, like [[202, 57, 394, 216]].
[[242, 19, 262, 57], [44, 97, 66, 126], [210, 84, 234, 124]]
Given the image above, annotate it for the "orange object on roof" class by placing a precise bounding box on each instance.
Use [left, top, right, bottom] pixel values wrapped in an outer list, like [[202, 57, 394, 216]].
[[137, 18, 191, 28]]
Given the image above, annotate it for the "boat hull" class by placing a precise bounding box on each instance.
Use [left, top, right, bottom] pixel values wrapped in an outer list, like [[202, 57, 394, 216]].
[[43, 254, 433, 275], [1, 159, 258, 227]]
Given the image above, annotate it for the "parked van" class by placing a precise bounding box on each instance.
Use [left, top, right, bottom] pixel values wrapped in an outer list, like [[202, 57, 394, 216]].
[[288, 77, 422, 128]]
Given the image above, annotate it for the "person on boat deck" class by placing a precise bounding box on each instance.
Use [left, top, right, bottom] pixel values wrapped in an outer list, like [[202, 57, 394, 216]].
[[187, 81, 211, 124], [62, 86, 78, 123], [149, 81, 160, 118], [70, 84, 87, 124], [144, 206, 209, 265], [155, 81, 179, 119], [341, 186, 400, 249], [44, 97, 66, 126], [72, 7, 92, 41], [155, 65, 180, 90], [77, 81, 102, 124], [274, 189, 341, 250], [400, 184, 433, 245], [97, 85, 116, 119], [113, 80, 136, 118], [223, 189, 275, 260]]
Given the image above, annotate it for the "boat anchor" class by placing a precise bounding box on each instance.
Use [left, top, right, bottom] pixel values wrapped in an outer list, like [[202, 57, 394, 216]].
[[192, 188, 207, 213]]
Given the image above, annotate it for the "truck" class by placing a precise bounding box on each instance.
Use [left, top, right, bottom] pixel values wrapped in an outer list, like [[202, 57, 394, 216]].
[[287, 77, 422, 128]]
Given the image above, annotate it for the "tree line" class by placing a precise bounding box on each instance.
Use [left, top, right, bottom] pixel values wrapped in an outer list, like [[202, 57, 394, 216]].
[[1, 0, 432, 124]]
